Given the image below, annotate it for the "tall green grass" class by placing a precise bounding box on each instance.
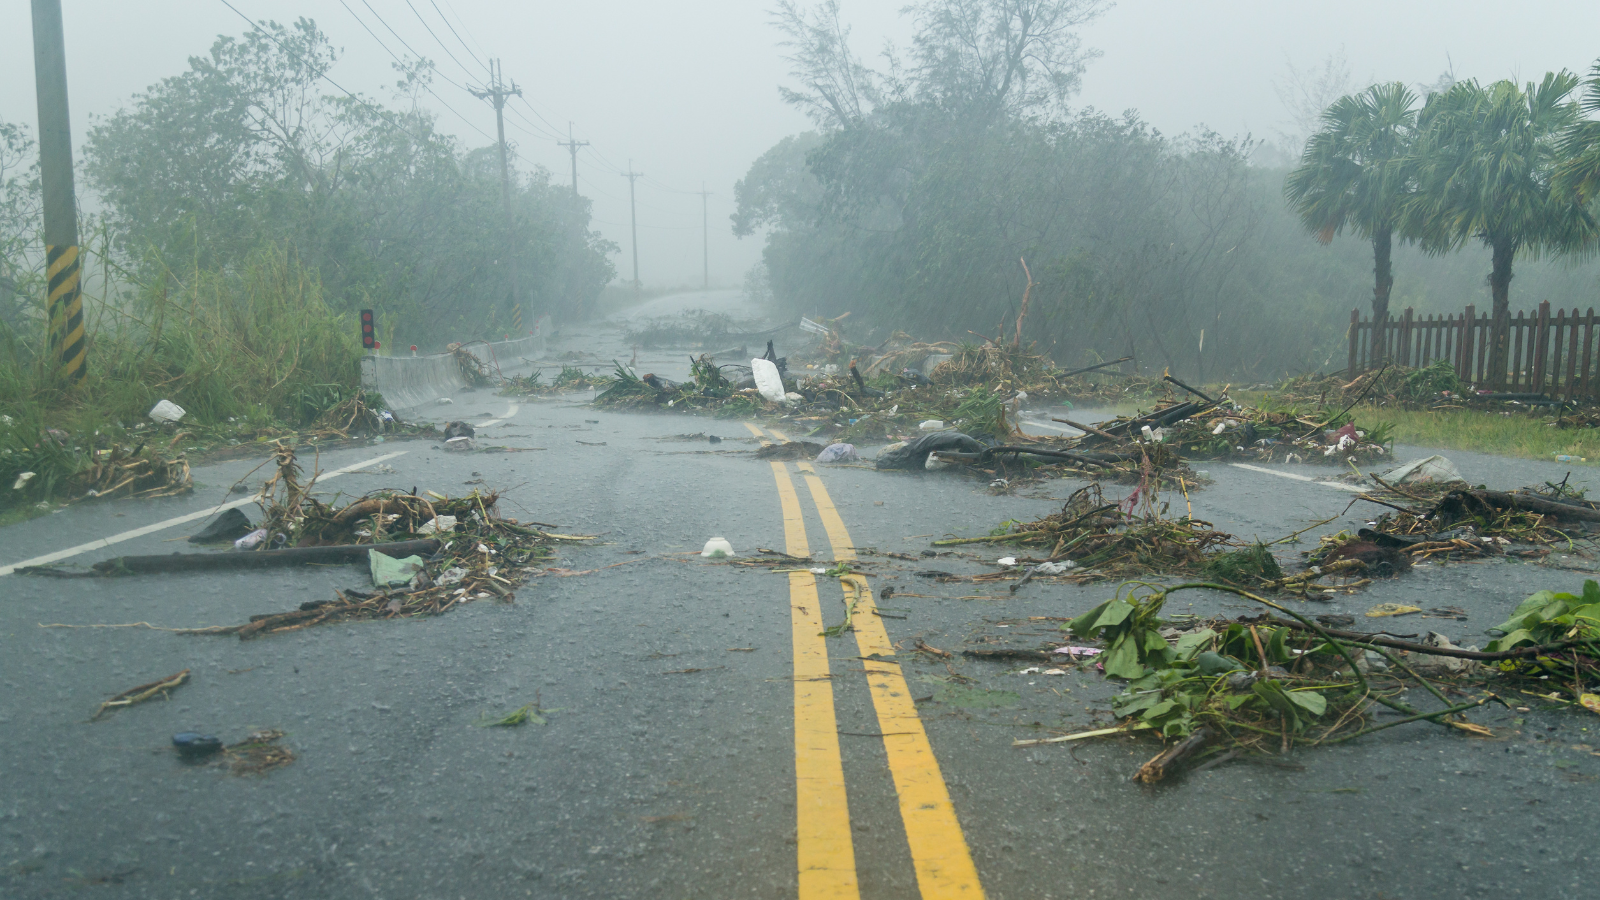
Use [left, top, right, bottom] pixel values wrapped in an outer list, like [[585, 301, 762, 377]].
[[1, 246, 363, 509], [1366, 406, 1600, 464]]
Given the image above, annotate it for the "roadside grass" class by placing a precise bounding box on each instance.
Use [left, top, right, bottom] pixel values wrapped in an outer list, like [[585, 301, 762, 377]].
[[0, 246, 364, 513], [1359, 406, 1600, 465]]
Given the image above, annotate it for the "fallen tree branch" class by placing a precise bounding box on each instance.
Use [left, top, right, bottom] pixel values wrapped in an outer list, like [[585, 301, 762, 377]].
[[76, 539, 442, 577]]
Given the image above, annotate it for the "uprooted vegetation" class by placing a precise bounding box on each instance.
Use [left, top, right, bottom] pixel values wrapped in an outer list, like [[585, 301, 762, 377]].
[[1310, 477, 1600, 573], [501, 365, 611, 396], [944, 468, 1600, 597], [20, 443, 594, 637], [588, 328, 1393, 492], [1016, 578, 1600, 783]]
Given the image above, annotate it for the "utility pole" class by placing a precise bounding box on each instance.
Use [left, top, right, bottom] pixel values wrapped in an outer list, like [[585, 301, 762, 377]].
[[555, 124, 589, 317], [696, 182, 712, 290], [556, 123, 588, 199], [31, 0, 84, 384], [621, 161, 643, 294], [470, 59, 523, 326]]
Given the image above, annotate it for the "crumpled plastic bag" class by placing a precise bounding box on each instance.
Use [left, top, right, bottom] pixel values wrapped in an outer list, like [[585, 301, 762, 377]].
[[1381, 455, 1463, 484], [234, 528, 268, 550], [815, 443, 859, 463]]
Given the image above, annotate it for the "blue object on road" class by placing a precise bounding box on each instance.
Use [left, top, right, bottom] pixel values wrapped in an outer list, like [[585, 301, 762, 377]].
[[172, 733, 223, 758]]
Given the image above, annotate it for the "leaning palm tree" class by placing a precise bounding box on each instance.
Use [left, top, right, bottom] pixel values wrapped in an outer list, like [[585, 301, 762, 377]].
[[1555, 60, 1600, 205], [1405, 72, 1598, 387], [1286, 82, 1419, 323]]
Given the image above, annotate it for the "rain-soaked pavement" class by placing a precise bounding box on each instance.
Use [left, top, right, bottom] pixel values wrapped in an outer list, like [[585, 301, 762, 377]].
[[2, 291, 1597, 899]]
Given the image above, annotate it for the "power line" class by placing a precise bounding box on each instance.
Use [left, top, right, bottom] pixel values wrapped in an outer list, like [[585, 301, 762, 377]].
[[216, 0, 422, 142], [514, 95, 569, 140], [505, 103, 561, 140], [334, 0, 495, 143], [432, 0, 490, 69], [404, 0, 480, 83]]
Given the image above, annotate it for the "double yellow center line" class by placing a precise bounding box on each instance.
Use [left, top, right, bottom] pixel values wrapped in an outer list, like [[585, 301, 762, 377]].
[[748, 424, 984, 899]]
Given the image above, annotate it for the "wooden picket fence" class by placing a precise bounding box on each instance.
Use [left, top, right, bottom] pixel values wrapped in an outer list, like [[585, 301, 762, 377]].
[[1347, 301, 1600, 400]]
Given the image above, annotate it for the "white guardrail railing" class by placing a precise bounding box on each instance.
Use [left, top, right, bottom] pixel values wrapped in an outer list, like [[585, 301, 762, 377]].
[[360, 317, 548, 415]]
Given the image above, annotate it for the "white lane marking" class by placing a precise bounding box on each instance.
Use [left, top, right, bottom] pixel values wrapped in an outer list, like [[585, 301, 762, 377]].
[[1230, 462, 1368, 493], [477, 401, 519, 428], [0, 451, 409, 577]]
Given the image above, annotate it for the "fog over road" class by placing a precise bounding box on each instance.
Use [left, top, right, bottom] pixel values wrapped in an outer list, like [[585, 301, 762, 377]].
[[2, 292, 1596, 899]]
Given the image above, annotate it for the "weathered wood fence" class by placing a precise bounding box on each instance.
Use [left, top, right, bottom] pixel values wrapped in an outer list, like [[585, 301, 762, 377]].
[[1348, 301, 1600, 400]]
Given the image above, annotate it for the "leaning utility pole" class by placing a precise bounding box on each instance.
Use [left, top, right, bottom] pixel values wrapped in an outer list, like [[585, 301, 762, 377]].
[[556, 123, 588, 199], [696, 182, 712, 290], [470, 60, 523, 324], [621, 161, 644, 294], [31, 0, 84, 384]]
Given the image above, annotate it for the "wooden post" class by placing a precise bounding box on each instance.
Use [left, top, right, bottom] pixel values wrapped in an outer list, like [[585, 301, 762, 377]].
[[1348, 309, 1360, 375], [1565, 308, 1580, 402], [1532, 301, 1551, 394], [1581, 308, 1596, 402]]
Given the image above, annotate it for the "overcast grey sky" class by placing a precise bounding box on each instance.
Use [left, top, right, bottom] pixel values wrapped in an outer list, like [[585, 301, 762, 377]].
[[2, 1, 1597, 290]]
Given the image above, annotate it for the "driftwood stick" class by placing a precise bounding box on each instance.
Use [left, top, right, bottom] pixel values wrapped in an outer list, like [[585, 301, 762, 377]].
[[1051, 417, 1120, 441], [1057, 357, 1133, 380], [1133, 726, 1215, 783], [85, 539, 442, 576]]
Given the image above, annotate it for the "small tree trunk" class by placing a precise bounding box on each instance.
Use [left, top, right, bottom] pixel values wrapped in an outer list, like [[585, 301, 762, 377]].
[[1371, 227, 1393, 322], [1488, 236, 1516, 390]]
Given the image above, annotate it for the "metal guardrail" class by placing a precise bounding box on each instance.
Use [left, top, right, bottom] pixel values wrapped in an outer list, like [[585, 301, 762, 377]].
[[361, 323, 548, 414]]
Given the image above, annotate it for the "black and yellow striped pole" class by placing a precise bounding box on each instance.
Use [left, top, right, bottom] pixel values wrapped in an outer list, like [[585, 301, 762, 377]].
[[31, 0, 86, 384]]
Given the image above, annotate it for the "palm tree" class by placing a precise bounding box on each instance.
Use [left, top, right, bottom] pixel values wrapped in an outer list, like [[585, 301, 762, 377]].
[[1555, 60, 1600, 205], [1406, 72, 1598, 387], [1285, 82, 1419, 323]]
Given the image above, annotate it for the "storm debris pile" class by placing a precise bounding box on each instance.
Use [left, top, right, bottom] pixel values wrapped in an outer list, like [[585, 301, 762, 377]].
[[936, 483, 1296, 588], [177, 445, 590, 638], [1013, 581, 1600, 782], [500, 366, 611, 396], [1309, 480, 1600, 573], [1275, 360, 1468, 410]]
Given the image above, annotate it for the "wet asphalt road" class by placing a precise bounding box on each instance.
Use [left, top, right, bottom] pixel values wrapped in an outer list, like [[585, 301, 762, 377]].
[[2, 293, 1598, 899]]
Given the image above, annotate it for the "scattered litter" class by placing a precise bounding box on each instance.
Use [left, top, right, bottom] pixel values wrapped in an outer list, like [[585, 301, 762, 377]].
[[1366, 603, 1422, 617], [172, 732, 222, 759], [702, 536, 735, 558], [437, 567, 468, 586], [92, 669, 190, 720], [751, 357, 787, 402], [815, 443, 859, 463], [1382, 455, 1463, 484], [12, 471, 35, 490], [1034, 561, 1074, 575], [997, 557, 1018, 566], [417, 515, 458, 535], [188, 508, 253, 544], [1053, 646, 1102, 658], [148, 399, 186, 423], [919, 419, 946, 431], [436, 397, 454, 405], [444, 436, 476, 451], [370, 551, 425, 588], [234, 529, 268, 550], [924, 451, 954, 470], [443, 420, 476, 439]]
